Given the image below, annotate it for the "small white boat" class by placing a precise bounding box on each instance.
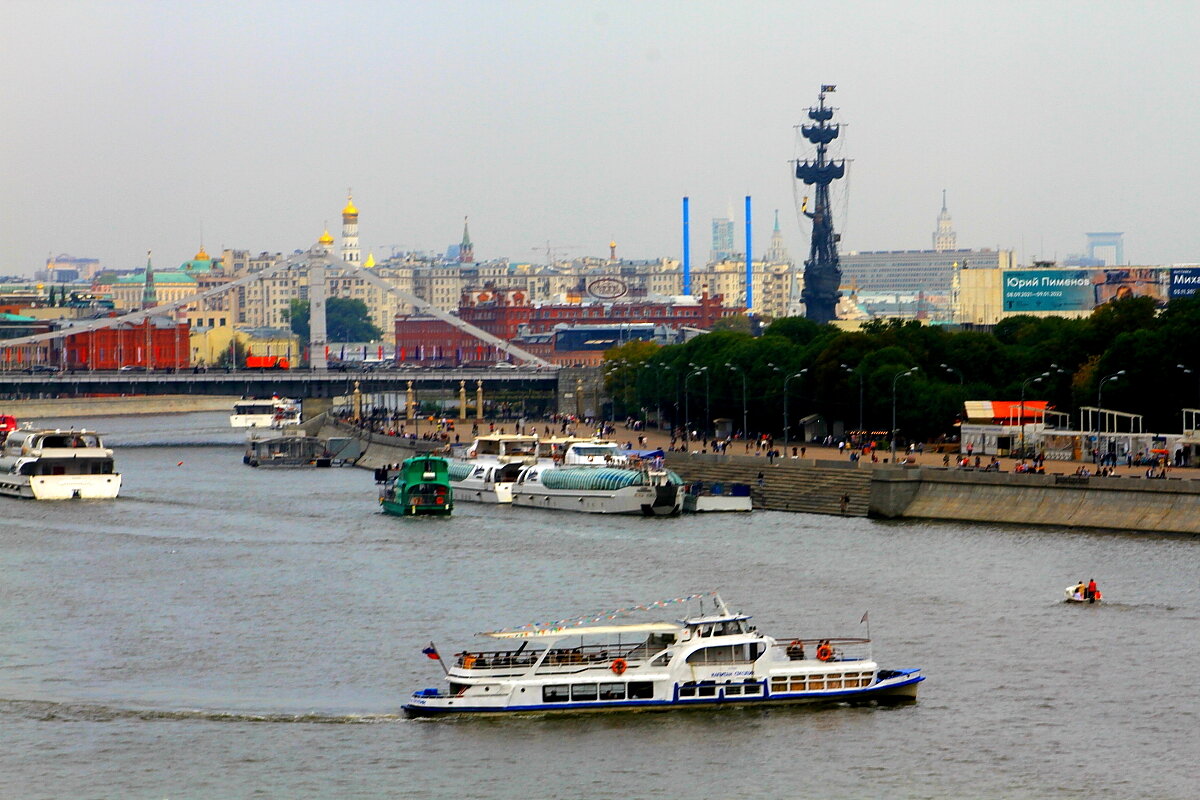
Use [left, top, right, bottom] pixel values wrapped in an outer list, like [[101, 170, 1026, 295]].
[[403, 593, 923, 717], [0, 428, 122, 500], [682, 482, 753, 513], [230, 397, 301, 429], [1064, 585, 1102, 604], [448, 434, 540, 503]]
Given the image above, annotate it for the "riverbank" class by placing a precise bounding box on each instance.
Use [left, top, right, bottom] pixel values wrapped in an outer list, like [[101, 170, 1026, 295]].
[[2, 394, 242, 419]]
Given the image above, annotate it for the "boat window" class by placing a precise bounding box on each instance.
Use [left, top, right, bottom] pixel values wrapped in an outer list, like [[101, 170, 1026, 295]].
[[679, 682, 696, 698], [598, 683, 626, 701], [743, 682, 762, 695], [771, 677, 788, 692], [725, 684, 742, 696], [628, 682, 653, 699], [697, 682, 717, 697], [542, 685, 569, 703], [650, 653, 670, 667], [685, 645, 745, 665], [570, 684, 598, 701]]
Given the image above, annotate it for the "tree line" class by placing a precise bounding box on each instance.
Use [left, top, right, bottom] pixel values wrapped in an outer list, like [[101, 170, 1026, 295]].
[[602, 295, 1200, 442]]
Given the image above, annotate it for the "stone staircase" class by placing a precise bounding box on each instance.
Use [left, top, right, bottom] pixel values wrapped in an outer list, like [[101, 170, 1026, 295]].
[[665, 455, 873, 517]]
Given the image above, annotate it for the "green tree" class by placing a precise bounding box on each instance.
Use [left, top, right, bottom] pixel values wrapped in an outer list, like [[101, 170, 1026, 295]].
[[710, 314, 753, 334], [286, 298, 383, 343]]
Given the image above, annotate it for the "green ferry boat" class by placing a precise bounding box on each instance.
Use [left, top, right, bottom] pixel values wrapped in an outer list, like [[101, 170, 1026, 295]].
[[380, 456, 454, 517]]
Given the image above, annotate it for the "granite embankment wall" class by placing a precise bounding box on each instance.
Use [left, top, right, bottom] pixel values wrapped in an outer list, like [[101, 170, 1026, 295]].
[[2, 394, 241, 418], [666, 453, 1200, 534], [870, 467, 1200, 534]]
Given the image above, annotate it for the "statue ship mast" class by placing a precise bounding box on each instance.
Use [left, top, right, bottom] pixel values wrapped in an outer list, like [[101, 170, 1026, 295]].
[[795, 85, 846, 324]]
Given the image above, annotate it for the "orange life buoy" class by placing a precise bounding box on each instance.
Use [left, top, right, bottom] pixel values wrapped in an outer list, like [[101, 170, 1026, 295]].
[[816, 644, 834, 662], [611, 658, 628, 675]]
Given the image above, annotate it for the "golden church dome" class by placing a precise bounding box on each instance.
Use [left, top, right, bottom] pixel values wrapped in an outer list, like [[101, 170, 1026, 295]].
[[194, 245, 209, 261], [342, 195, 358, 217], [319, 229, 335, 245]]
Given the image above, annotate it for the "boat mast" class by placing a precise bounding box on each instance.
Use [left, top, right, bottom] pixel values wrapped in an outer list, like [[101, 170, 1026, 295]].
[[795, 85, 846, 325]]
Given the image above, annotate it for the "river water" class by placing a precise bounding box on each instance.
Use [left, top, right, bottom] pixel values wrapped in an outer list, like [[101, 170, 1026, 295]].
[[1, 412, 1196, 799]]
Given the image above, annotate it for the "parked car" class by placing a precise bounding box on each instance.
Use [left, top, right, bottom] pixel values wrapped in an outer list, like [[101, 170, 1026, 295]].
[[25, 364, 59, 374], [119, 365, 147, 372], [493, 362, 517, 369]]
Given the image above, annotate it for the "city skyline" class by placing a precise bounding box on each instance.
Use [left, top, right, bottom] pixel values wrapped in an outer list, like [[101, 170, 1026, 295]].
[[3, 2, 1198, 274]]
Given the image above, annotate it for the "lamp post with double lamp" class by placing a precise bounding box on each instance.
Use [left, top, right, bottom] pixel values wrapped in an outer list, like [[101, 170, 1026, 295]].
[[782, 369, 808, 447], [841, 363, 864, 436], [1018, 372, 1049, 458], [685, 366, 707, 442], [650, 363, 672, 430], [725, 363, 748, 440], [1096, 370, 1125, 462], [940, 363, 964, 385], [890, 367, 919, 463]]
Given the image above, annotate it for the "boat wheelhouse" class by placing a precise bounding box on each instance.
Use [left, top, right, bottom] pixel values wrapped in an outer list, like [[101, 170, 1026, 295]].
[[404, 594, 922, 717], [0, 428, 122, 500], [381, 455, 453, 516], [243, 431, 334, 468], [449, 434, 540, 503], [230, 397, 301, 429]]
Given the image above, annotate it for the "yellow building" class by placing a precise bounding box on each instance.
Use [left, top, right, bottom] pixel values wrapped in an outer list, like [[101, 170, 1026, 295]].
[[189, 325, 300, 368]]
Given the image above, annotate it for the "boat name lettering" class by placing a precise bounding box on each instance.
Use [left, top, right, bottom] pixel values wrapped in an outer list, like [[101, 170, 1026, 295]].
[[710, 670, 753, 678]]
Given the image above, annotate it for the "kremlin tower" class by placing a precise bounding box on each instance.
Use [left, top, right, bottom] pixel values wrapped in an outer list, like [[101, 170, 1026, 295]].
[[341, 191, 360, 264], [459, 217, 474, 264]]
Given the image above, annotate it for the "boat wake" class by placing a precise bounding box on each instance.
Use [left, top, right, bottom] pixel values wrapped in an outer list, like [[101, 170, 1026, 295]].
[[0, 698, 401, 724]]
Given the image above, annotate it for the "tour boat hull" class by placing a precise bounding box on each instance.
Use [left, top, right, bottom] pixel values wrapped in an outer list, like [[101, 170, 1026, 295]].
[[403, 670, 923, 717], [511, 484, 682, 515], [0, 474, 122, 500]]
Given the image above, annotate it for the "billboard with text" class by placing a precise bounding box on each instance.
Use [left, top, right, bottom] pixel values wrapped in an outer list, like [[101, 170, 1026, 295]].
[[1003, 269, 1169, 312]]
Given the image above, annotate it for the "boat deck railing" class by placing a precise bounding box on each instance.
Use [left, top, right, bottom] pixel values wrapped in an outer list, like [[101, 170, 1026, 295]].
[[454, 641, 658, 672], [771, 636, 871, 663]]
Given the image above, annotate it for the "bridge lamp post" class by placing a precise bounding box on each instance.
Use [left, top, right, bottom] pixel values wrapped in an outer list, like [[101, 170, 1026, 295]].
[[725, 363, 748, 440], [1097, 370, 1125, 461], [783, 369, 808, 447], [890, 367, 919, 463], [841, 363, 864, 436]]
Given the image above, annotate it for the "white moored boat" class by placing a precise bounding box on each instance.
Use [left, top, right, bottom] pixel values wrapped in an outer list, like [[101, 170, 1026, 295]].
[[510, 439, 683, 516], [0, 428, 122, 500], [448, 434, 540, 503], [404, 593, 923, 717], [230, 397, 301, 429]]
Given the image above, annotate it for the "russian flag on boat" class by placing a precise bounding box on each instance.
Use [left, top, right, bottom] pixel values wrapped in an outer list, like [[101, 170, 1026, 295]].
[[422, 644, 440, 660]]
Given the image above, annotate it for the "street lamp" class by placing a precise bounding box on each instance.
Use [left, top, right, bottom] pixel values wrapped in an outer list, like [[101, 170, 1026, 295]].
[[685, 366, 708, 442], [890, 367, 919, 463], [841, 363, 864, 435], [939, 362, 964, 385], [1096, 370, 1125, 460], [1019, 371, 1050, 458], [725, 362, 747, 439], [782, 369, 808, 446]]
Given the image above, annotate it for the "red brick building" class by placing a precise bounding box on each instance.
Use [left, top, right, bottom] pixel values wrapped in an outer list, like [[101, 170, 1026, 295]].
[[395, 289, 739, 365], [63, 317, 191, 370]]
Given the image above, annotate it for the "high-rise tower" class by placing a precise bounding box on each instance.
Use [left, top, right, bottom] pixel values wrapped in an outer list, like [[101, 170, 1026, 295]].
[[764, 210, 791, 263], [341, 191, 360, 264], [933, 190, 956, 252], [459, 217, 474, 264], [795, 85, 846, 324]]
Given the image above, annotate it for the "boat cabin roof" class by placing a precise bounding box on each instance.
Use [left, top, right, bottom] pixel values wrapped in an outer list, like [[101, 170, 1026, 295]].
[[481, 621, 683, 640]]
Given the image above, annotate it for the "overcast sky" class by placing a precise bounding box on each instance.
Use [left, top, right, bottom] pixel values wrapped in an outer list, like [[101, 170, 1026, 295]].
[[2, 1, 1197, 275]]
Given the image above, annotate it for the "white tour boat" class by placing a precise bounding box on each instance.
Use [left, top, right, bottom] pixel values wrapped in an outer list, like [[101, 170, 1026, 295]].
[[0, 428, 122, 500], [404, 593, 923, 717], [447, 433, 540, 503], [510, 439, 682, 515], [230, 397, 301, 429]]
